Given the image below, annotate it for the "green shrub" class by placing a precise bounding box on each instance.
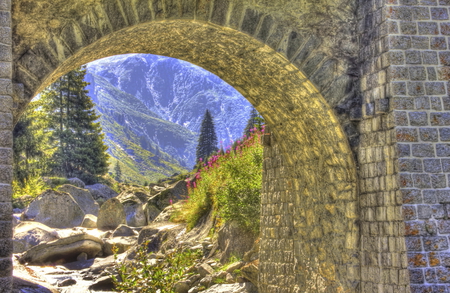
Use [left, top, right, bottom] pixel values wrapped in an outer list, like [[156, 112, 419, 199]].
[[12, 175, 48, 208], [175, 128, 263, 234], [112, 243, 202, 292]]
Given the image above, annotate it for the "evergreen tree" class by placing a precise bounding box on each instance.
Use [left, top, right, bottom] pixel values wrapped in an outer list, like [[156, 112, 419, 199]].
[[196, 109, 218, 163], [13, 99, 54, 186], [41, 66, 109, 183], [114, 161, 122, 183], [243, 107, 264, 137]]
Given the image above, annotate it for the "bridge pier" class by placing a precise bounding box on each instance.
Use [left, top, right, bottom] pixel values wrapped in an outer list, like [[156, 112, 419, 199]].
[[0, 0, 13, 292]]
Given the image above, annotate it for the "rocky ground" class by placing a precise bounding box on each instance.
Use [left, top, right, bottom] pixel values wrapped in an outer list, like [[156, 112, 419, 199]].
[[12, 177, 259, 293]]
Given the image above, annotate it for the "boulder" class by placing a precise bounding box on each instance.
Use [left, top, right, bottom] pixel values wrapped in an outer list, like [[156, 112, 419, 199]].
[[58, 184, 99, 216], [81, 214, 97, 229], [218, 221, 257, 263], [85, 184, 118, 204], [19, 234, 103, 265], [103, 237, 137, 256], [13, 222, 59, 253], [117, 192, 147, 227], [111, 224, 136, 237], [148, 180, 188, 210], [144, 203, 161, 223], [97, 198, 126, 231], [67, 178, 85, 188], [197, 263, 214, 278], [203, 283, 258, 293], [22, 189, 85, 228], [240, 260, 259, 287], [174, 280, 190, 293], [153, 201, 183, 223]]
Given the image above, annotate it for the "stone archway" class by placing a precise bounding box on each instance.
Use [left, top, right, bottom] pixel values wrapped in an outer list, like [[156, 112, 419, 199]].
[[20, 19, 360, 291], [5, 0, 450, 292]]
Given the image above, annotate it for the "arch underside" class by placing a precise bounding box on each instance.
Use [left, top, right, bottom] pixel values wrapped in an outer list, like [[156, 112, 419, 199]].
[[13, 17, 360, 292]]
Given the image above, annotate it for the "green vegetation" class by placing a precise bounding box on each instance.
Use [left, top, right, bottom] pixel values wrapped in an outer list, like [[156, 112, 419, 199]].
[[175, 127, 264, 234], [112, 244, 202, 292], [41, 66, 109, 183], [196, 109, 218, 163]]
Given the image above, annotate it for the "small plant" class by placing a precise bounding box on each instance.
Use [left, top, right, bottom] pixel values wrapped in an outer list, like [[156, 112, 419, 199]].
[[12, 175, 48, 208], [111, 242, 202, 293]]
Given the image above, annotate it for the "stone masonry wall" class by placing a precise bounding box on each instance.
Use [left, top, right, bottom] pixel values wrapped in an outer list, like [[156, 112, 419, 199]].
[[0, 0, 13, 292], [378, 1, 450, 292], [358, 0, 411, 292]]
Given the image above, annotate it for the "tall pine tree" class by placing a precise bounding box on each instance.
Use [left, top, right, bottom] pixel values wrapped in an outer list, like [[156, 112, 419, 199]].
[[196, 109, 218, 163], [41, 66, 109, 183], [114, 161, 122, 183], [243, 107, 264, 137]]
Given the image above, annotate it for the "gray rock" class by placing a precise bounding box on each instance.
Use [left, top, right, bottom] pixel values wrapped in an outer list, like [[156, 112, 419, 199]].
[[19, 234, 103, 265], [13, 221, 58, 253], [226, 261, 245, 274], [85, 183, 118, 204], [174, 280, 191, 293], [77, 252, 88, 261], [97, 198, 126, 231], [203, 283, 258, 293], [117, 192, 147, 227], [218, 221, 256, 263], [81, 214, 97, 229], [67, 177, 85, 188], [198, 263, 214, 278], [240, 260, 258, 287], [58, 184, 99, 216], [23, 189, 85, 228], [144, 203, 161, 223], [111, 224, 136, 237], [199, 275, 213, 288], [103, 236, 137, 256], [58, 278, 77, 287]]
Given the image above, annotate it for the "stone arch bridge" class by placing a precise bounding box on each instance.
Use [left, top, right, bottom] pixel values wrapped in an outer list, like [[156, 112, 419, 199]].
[[0, 0, 449, 292]]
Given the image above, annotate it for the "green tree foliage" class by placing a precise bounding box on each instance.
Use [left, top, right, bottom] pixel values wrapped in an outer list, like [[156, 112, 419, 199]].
[[114, 161, 122, 183], [40, 66, 109, 183], [13, 99, 54, 188], [243, 107, 264, 137], [195, 109, 218, 163]]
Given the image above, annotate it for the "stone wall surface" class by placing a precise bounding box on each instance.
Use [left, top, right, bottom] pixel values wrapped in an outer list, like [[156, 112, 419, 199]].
[[0, 0, 448, 292], [0, 0, 13, 292]]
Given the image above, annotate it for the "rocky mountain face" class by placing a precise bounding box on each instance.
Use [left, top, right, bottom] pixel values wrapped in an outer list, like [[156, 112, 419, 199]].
[[86, 54, 252, 167]]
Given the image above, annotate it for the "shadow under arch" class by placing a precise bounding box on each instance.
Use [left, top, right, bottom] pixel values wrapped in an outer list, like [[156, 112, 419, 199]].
[[22, 20, 360, 292]]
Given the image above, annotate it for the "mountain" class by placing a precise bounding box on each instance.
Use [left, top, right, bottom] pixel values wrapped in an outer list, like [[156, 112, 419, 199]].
[[86, 54, 253, 148], [85, 54, 253, 183], [84, 73, 195, 183]]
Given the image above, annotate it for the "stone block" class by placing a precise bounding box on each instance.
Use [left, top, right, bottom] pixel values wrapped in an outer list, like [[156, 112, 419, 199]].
[[0, 0, 10, 11], [241, 9, 262, 36], [408, 81, 426, 96], [0, 220, 11, 238], [440, 128, 450, 141], [398, 143, 411, 157], [0, 238, 11, 259], [418, 22, 439, 35], [400, 173, 414, 187], [431, 174, 447, 188], [0, 11, 10, 27], [439, 52, 450, 66], [437, 144, 450, 156], [431, 204, 445, 219], [431, 37, 447, 50], [409, 269, 425, 284], [388, 6, 413, 20], [412, 144, 435, 157], [441, 22, 450, 35], [406, 237, 423, 251], [399, 158, 423, 172], [210, 0, 229, 25], [0, 258, 11, 277], [390, 36, 412, 49], [442, 159, 450, 172], [397, 128, 419, 142], [403, 188, 422, 204], [423, 51, 438, 64], [0, 79, 11, 96], [0, 202, 10, 221], [401, 21, 418, 34], [424, 268, 437, 283], [425, 82, 446, 95], [408, 252, 428, 267], [410, 112, 428, 126], [392, 82, 408, 95], [394, 111, 409, 125], [420, 128, 438, 141], [412, 36, 430, 49], [431, 7, 449, 20], [427, 67, 437, 80], [413, 7, 431, 20], [413, 173, 432, 188], [437, 190, 450, 203], [404, 205, 418, 220], [417, 205, 431, 219], [431, 112, 450, 125], [410, 66, 427, 80], [0, 62, 11, 79], [431, 97, 442, 110], [424, 159, 442, 173], [406, 50, 422, 64]]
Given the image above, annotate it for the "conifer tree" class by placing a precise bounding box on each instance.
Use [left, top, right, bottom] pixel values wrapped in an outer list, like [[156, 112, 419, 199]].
[[243, 107, 264, 137], [41, 66, 109, 183], [196, 109, 218, 163], [114, 161, 122, 183]]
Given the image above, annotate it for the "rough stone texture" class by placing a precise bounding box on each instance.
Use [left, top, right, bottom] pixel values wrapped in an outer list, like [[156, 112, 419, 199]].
[[4, 0, 450, 292], [116, 192, 146, 227], [13, 221, 58, 253], [85, 183, 118, 204], [96, 198, 126, 231], [57, 184, 99, 216], [22, 189, 85, 228]]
